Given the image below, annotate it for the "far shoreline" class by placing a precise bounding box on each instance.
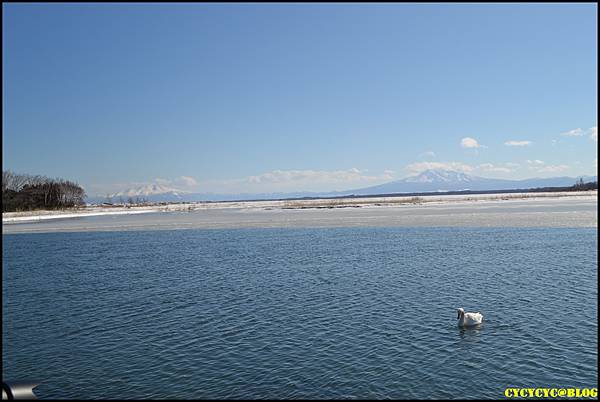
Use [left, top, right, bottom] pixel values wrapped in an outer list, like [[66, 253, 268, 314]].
[[3, 190, 597, 225]]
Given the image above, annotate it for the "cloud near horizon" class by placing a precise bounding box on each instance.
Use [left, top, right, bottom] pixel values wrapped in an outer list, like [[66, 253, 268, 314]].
[[94, 169, 397, 195], [477, 163, 515, 173], [155, 176, 199, 189], [535, 164, 570, 173], [404, 161, 519, 176], [526, 159, 545, 166], [91, 157, 590, 196], [244, 168, 395, 191], [198, 168, 397, 193], [526, 159, 570, 173], [246, 168, 380, 184], [405, 161, 528, 176]]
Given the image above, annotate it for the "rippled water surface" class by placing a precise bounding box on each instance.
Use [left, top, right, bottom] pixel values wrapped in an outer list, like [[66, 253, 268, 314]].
[[3, 227, 598, 399]]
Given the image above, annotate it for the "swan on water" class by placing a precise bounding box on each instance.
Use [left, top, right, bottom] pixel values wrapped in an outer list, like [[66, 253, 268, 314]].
[[456, 308, 483, 327]]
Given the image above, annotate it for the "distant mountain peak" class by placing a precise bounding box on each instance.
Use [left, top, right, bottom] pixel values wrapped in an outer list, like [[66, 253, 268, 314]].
[[110, 183, 189, 198], [85, 170, 596, 204], [345, 169, 597, 196], [406, 169, 476, 183]]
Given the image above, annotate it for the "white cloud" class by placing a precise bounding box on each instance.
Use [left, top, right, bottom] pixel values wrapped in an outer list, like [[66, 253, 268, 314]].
[[419, 151, 436, 158], [526, 159, 545, 166], [560, 126, 597, 141], [558, 126, 597, 142], [95, 169, 398, 196], [561, 128, 584, 137], [461, 137, 484, 148], [405, 161, 522, 177], [245, 168, 394, 185], [154, 178, 171, 185], [204, 168, 396, 193], [504, 140, 532, 147], [178, 176, 198, 187], [526, 160, 569, 173], [405, 161, 474, 175], [154, 176, 199, 190], [477, 163, 514, 173], [589, 127, 597, 142], [535, 164, 570, 173]]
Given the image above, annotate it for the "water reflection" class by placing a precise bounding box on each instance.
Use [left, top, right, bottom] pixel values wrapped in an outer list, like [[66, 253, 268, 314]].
[[458, 324, 484, 341]]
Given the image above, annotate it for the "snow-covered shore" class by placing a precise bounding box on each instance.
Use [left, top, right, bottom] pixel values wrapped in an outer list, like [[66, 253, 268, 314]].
[[2, 190, 597, 224]]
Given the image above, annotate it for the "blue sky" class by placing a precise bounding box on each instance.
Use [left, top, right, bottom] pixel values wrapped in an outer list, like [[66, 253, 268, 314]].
[[3, 3, 597, 195]]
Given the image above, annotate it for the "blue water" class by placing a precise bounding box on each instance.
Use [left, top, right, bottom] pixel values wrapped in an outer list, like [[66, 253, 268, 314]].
[[2, 227, 598, 399]]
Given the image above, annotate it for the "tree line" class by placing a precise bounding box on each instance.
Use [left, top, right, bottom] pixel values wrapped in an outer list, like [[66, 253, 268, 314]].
[[572, 177, 597, 191], [2, 171, 86, 212]]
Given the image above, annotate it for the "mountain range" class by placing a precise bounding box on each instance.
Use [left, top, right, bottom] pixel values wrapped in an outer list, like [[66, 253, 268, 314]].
[[106, 183, 190, 202], [90, 169, 597, 204], [346, 169, 597, 195]]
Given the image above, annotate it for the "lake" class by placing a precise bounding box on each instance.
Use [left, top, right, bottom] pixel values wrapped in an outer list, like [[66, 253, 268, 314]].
[[2, 226, 598, 399]]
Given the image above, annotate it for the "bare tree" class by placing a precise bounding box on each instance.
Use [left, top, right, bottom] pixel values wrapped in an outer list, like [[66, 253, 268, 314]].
[[2, 170, 86, 212], [2, 171, 32, 192], [2, 171, 12, 192]]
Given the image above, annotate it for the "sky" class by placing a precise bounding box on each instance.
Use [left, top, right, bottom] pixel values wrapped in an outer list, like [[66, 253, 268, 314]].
[[2, 3, 597, 196]]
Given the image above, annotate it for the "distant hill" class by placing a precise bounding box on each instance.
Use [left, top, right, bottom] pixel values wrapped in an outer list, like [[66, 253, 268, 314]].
[[99, 184, 190, 203], [345, 169, 598, 195], [87, 169, 598, 204]]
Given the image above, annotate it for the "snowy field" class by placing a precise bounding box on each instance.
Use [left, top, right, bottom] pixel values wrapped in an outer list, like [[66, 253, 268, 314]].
[[2, 191, 596, 233], [3, 190, 597, 224]]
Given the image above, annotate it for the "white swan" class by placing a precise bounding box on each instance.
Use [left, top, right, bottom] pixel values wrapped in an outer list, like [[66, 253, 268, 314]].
[[457, 308, 483, 327]]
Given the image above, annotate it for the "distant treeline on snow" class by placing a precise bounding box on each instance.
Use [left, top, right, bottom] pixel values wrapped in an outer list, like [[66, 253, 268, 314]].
[[2, 171, 86, 212]]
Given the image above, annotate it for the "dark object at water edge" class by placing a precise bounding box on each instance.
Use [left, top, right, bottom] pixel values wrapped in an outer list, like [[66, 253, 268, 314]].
[[2, 381, 38, 400]]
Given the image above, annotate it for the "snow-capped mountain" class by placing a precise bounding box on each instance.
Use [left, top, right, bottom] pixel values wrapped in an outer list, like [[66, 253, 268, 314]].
[[108, 184, 189, 201], [402, 169, 476, 184], [347, 169, 597, 195], [88, 169, 597, 204]]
